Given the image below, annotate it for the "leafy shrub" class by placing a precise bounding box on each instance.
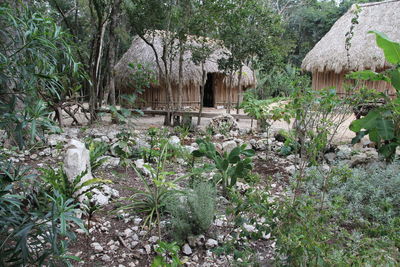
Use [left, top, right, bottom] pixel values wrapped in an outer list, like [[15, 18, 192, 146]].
[[348, 31, 400, 161], [0, 4, 81, 149], [305, 164, 400, 226], [167, 181, 216, 242], [0, 161, 85, 266], [257, 65, 310, 98], [274, 164, 400, 266], [119, 144, 190, 236], [40, 164, 111, 200], [87, 140, 110, 172], [151, 241, 183, 267], [192, 138, 255, 192], [112, 131, 140, 166]]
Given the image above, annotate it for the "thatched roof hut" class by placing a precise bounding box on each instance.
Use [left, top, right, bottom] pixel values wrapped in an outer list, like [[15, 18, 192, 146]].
[[115, 31, 256, 108], [302, 0, 400, 97]]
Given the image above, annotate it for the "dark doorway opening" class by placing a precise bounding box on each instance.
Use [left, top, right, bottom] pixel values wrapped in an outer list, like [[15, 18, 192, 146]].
[[203, 73, 214, 107]]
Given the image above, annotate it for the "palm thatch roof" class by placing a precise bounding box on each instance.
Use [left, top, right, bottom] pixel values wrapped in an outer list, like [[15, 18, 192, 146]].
[[115, 31, 256, 90], [302, 0, 400, 73]]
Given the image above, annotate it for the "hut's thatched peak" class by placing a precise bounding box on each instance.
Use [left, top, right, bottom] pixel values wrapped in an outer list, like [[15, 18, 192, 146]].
[[115, 31, 256, 90], [301, 0, 400, 73]]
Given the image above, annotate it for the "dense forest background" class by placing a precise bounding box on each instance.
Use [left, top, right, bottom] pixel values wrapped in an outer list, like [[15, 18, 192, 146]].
[[0, 0, 382, 130]]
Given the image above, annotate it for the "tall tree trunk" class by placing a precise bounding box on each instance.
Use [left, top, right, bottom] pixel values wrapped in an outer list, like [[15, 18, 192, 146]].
[[177, 45, 184, 110], [90, 18, 108, 123], [197, 62, 206, 126], [227, 71, 233, 114], [162, 39, 174, 126], [236, 65, 243, 114], [103, 0, 121, 107]]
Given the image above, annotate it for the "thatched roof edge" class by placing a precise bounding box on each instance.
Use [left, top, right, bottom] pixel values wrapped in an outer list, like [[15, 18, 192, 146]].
[[301, 0, 400, 73], [115, 32, 256, 90]]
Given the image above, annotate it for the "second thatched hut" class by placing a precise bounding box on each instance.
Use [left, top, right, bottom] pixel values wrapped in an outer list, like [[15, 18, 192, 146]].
[[302, 0, 400, 97], [115, 32, 256, 109]]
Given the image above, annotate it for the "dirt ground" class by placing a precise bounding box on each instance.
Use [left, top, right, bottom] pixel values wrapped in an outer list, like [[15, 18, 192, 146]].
[[132, 108, 357, 144], [66, 106, 357, 144]]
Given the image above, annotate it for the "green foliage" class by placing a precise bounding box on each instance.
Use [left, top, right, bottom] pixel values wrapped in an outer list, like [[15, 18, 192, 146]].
[[0, 161, 85, 266], [349, 31, 400, 161], [40, 165, 111, 200], [112, 131, 140, 166], [151, 241, 184, 267], [0, 3, 82, 149], [274, 164, 400, 266], [257, 65, 311, 98], [167, 181, 216, 242], [305, 164, 400, 227], [120, 144, 189, 234], [192, 138, 255, 191], [287, 87, 353, 165], [88, 140, 110, 172]]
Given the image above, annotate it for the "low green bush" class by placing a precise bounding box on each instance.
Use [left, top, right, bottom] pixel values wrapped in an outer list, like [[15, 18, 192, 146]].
[[167, 181, 216, 242], [0, 161, 85, 266], [192, 138, 255, 192], [274, 164, 400, 266]]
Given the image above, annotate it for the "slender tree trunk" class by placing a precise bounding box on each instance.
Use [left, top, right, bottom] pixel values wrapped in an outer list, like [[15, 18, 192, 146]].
[[236, 65, 243, 115], [90, 16, 109, 123], [177, 45, 184, 110], [103, 0, 121, 107], [227, 70, 233, 114], [197, 62, 206, 126], [162, 38, 174, 126]]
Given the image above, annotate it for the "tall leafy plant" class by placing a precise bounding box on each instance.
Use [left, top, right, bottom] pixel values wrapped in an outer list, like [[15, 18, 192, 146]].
[[192, 138, 255, 192], [348, 31, 400, 161], [0, 4, 81, 148]]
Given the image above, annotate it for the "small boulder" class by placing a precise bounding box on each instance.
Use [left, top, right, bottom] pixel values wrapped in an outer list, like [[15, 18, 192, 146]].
[[222, 140, 237, 154], [182, 244, 192, 255], [205, 239, 218, 248]]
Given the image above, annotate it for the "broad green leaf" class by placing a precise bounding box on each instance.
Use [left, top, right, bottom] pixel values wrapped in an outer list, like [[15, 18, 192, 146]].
[[358, 110, 381, 130], [375, 118, 394, 140], [369, 128, 380, 143], [346, 70, 390, 82], [351, 130, 368, 144], [191, 150, 204, 157], [390, 69, 400, 92], [369, 31, 400, 65], [228, 147, 240, 163], [378, 142, 398, 161], [241, 149, 255, 157]]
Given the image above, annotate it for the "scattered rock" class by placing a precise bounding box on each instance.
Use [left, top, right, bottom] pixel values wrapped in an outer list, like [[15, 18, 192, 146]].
[[243, 223, 258, 233], [148, 236, 159, 243], [337, 145, 352, 159], [207, 114, 238, 134], [134, 159, 151, 176], [169, 136, 180, 146], [205, 239, 218, 248], [222, 140, 237, 153], [324, 152, 336, 163], [63, 139, 92, 200], [101, 254, 111, 262], [285, 165, 296, 175], [47, 134, 67, 146], [144, 244, 152, 254], [182, 244, 192, 255], [91, 242, 103, 252]]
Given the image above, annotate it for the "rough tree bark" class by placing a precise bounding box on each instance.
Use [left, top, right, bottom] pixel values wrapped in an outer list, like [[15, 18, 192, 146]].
[[227, 70, 233, 114], [236, 65, 243, 115], [197, 62, 207, 126], [103, 0, 122, 107]]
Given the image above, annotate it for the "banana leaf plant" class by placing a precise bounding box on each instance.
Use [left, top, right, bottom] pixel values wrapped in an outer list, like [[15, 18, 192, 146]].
[[192, 138, 255, 191], [348, 31, 400, 161]]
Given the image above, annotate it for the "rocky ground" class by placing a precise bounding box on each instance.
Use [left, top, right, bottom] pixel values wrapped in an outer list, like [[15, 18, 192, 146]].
[[0, 114, 385, 267]]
